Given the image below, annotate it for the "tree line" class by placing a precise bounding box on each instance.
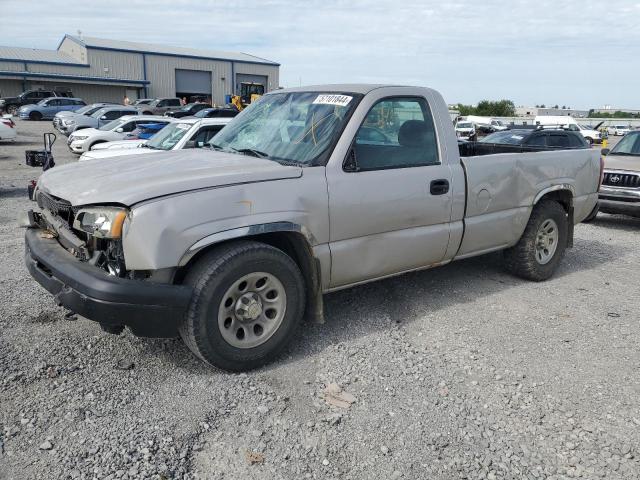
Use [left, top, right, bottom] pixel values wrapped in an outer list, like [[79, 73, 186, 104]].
[[454, 100, 516, 117]]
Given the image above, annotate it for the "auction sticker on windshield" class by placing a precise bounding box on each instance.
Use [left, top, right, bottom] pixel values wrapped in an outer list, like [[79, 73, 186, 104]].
[[313, 94, 353, 107]]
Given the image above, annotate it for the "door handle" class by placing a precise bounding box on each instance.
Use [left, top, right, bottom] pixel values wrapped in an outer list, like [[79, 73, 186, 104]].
[[430, 179, 449, 195]]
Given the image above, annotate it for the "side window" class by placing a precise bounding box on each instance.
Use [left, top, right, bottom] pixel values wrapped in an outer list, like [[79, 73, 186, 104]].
[[568, 134, 585, 148], [156, 100, 167, 107], [524, 134, 546, 147], [352, 97, 439, 171], [167, 99, 181, 107], [47, 99, 61, 106], [59, 99, 72, 106], [103, 110, 121, 120], [547, 134, 570, 148], [189, 125, 224, 147]]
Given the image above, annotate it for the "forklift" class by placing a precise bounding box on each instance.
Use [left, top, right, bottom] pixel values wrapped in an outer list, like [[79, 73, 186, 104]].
[[230, 82, 265, 111]]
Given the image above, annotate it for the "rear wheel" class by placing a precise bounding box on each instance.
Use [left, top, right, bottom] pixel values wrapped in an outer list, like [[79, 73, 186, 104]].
[[29, 111, 42, 121], [504, 200, 568, 281], [179, 241, 305, 371]]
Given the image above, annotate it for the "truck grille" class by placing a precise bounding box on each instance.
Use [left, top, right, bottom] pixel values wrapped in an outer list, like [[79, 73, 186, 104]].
[[37, 192, 78, 226], [602, 172, 640, 188]]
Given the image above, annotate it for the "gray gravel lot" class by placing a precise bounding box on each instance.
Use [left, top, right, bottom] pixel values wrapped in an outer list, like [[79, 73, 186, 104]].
[[1, 120, 638, 480]]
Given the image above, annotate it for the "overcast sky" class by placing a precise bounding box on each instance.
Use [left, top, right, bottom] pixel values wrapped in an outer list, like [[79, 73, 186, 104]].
[[2, 0, 638, 109]]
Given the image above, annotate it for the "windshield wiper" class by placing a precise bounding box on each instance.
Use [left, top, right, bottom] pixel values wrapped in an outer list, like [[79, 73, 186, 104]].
[[235, 148, 270, 159]]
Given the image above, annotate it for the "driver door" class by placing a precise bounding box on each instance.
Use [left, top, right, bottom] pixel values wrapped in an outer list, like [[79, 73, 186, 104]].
[[326, 96, 453, 288]]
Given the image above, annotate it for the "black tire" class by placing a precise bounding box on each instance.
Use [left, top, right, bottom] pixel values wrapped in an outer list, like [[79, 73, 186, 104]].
[[179, 241, 306, 371], [504, 200, 568, 281], [7, 104, 18, 115], [29, 111, 42, 121], [586, 137, 593, 145], [581, 203, 599, 223], [88, 141, 106, 150], [143, 111, 153, 115]]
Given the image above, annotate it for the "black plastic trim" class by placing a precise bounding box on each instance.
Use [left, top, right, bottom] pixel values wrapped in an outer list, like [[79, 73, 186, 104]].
[[25, 228, 192, 337]]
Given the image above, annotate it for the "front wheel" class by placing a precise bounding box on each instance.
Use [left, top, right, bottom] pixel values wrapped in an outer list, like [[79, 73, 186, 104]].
[[179, 241, 306, 371], [504, 200, 568, 281], [29, 111, 42, 121], [585, 137, 594, 145], [581, 203, 599, 223]]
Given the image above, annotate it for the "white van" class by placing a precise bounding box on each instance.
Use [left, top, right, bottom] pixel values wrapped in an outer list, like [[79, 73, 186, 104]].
[[535, 116, 601, 145]]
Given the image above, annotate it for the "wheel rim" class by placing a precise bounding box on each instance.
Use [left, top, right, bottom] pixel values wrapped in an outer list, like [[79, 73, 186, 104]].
[[535, 218, 559, 265], [217, 272, 287, 349]]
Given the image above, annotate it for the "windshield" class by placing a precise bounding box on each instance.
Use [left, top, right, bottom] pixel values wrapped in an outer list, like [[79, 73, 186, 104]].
[[146, 122, 193, 150], [457, 122, 473, 129], [36, 99, 49, 106], [610, 131, 640, 156], [210, 92, 361, 166], [99, 118, 127, 131], [194, 109, 210, 118], [73, 105, 93, 115], [480, 130, 527, 144]]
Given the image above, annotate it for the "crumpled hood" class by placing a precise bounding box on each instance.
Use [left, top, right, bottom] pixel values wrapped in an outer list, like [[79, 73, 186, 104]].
[[604, 154, 640, 173], [37, 149, 303, 206]]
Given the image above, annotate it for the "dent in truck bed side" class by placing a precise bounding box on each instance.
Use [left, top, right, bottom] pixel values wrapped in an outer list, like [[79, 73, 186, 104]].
[[455, 148, 600, 258]]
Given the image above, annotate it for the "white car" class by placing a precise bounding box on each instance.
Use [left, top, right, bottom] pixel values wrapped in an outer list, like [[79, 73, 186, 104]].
[[0, 115, 17, 141], [454, 121, 476, 140], [79, 117, 233, 161], [607, 125, 631, 136], [90, 139, 147, 151], [67, 115, 170, 154]]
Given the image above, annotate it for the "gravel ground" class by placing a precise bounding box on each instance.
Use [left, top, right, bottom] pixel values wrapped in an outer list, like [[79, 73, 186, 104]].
[[1, 120, 638, 480]]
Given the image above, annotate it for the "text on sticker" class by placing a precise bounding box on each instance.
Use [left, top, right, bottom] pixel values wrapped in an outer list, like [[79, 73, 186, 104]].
[[313, 94, 353, 107]]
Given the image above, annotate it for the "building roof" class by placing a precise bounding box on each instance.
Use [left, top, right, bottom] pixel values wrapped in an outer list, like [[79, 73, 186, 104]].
[[65, 35, 279, 66], [0, 45, 85, 65]]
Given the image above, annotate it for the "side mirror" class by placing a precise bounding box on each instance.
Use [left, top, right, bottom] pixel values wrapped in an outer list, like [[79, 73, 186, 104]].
[[601, 148, 610, 156], [115, 128, 124, 133], [184, 140, 196, 149]]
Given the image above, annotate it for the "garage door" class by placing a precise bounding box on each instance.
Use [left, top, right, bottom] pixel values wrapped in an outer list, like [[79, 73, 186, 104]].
[[175, 69, 212, 95]]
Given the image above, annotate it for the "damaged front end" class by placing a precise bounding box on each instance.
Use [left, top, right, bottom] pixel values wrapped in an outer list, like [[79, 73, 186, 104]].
[[28, 190, 128, 278], [24, 189, 193, 338]]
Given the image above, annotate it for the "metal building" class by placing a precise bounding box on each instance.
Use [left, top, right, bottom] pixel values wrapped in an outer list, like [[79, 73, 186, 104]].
[[0, 34, 280, 105]]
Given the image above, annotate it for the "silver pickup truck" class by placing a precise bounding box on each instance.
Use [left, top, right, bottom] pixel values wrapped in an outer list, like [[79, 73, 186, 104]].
[[24, 84, 601, 371]]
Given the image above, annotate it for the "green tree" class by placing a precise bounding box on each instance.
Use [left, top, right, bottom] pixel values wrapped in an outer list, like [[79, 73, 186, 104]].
[[455, 99, 516, 117]]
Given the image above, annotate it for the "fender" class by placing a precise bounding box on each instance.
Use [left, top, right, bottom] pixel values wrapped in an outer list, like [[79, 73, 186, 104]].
[[533, 184, 575, 205], [178, 221, 318, 267]]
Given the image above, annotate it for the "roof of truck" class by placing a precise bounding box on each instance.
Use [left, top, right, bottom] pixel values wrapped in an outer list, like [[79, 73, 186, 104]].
[[275, 84, 411, 94]]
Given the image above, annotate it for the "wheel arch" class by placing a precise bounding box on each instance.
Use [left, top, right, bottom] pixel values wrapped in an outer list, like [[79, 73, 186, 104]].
[[176, 223, 324, 324]]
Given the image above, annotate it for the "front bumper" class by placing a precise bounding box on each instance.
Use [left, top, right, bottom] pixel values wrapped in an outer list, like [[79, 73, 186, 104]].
[[25, 228, 192, 337], [598, 186, 640, 217], [68, 139, 86, 153]]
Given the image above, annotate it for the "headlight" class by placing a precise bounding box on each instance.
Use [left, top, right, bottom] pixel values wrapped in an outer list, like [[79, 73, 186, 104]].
[[73, 207, 128, 238], [63, 119, 75, 125], [72, 135, 88, 141]]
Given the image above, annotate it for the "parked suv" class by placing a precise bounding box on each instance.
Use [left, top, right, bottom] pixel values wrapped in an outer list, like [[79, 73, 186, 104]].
[[597, 131, 640, 218], [60, 106, 139, 134], [53, 103, 117, 133], [67, 115, 171, 153], [136, 98, 182, 115], [18, 97, 86, 120], [0, 88, 73, 115], [164, 103, 212, 118], [480, 129, 588, 149]]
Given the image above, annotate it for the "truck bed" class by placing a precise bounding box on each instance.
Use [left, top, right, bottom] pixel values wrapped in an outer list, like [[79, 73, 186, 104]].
[[458, 141, 583, 157], [454, 147, 601, 259]]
